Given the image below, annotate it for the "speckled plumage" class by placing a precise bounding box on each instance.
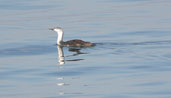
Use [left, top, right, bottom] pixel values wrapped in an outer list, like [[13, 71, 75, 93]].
[[62, 39, 95, 47]]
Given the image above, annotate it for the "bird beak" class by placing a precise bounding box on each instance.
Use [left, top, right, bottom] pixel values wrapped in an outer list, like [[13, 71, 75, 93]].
[[49, 28, 54, 30]]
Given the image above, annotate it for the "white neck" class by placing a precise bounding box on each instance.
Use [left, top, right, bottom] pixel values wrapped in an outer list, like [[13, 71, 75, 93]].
[[54, 29, 64, 45]]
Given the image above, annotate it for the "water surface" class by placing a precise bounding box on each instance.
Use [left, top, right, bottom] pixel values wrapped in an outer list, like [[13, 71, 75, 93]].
[[0, 0, 171, 98]]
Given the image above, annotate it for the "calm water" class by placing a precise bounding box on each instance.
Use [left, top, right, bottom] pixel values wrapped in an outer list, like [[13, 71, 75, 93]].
[[0, 0, 171, 98]]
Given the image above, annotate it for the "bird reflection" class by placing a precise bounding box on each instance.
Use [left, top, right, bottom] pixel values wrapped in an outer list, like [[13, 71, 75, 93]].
[[57, 46, 86, 65], [56, 46, 87, 95], [57, 46, 65, 65]]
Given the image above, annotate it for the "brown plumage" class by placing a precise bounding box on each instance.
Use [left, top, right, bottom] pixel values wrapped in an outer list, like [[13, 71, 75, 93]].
[[62, 39, 95, 47]]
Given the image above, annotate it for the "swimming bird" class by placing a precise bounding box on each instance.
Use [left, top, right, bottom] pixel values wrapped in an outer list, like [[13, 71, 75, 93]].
[[49, 27, 95, 47]]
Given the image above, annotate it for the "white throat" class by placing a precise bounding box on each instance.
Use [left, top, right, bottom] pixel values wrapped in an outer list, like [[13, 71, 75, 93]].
[[54, 29, 64, 45]]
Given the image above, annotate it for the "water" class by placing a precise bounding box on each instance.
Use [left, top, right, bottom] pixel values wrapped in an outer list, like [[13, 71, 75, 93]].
[[0, 0, 171, 98]]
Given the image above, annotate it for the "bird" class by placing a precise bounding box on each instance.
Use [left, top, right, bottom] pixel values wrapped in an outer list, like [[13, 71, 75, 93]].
[[49, 26, 95, 47]]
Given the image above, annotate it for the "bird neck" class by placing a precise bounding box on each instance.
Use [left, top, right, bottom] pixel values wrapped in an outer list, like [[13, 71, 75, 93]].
[[57, 30, 64, 45]]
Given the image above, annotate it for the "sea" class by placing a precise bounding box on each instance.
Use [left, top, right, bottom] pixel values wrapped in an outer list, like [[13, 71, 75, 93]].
[[0, 0, 171, 98]]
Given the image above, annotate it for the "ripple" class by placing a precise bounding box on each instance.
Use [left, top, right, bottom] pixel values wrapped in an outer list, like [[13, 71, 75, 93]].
[[0, 45, 56, 57]]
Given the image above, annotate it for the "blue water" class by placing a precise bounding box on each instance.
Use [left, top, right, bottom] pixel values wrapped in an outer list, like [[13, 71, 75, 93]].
[[0, 0, 171, 98]]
